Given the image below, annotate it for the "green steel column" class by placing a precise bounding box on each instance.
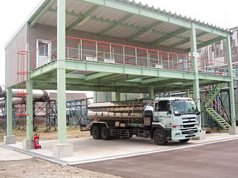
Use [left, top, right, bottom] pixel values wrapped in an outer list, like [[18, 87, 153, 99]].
[[149, 86, 155, 99], [186, 89, 190, 97], [226, 35, 236, 127], [116, 92, 121, 101], [26, 79, 33, 140], [57, 0, 67, 144], [6, 88, 13, 136], [190, 24, 201, 127]]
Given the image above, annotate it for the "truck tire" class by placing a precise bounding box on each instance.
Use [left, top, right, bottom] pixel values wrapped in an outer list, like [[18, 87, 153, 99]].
[[101, 126, 110, 140], [179, 139, 190, 143], [91, 125, 101, 139], [153, 129, 167, 145]]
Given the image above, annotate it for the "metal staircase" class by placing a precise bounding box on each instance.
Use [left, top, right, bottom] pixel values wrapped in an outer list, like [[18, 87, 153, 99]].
[[204, 84, 231, 130]]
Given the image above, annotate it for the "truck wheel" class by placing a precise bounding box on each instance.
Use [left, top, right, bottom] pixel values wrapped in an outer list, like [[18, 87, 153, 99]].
[[91, 125, 101, 139], [101, 126, 110, 140], [153, 129, 167, 145], [179, 139, 190, 143]]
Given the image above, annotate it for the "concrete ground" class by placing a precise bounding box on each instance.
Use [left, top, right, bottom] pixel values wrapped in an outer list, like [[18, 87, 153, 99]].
[[77, 139, 238, 178], [1, 133, 238, 165]]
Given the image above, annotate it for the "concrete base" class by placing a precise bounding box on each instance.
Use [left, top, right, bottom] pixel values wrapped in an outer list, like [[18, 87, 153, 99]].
[[52, 143, 73, 159], [192, 129, 206, 140], [23, 139, 34, 150], [229, 127, 238, 135], [3, 135, 16, 144]]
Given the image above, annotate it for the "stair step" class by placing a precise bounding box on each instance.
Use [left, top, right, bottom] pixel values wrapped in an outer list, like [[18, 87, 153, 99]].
[[205, 107, 231, 130]]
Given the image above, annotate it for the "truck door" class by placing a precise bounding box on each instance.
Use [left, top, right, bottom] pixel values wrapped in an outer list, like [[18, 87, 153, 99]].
[[154, 100, 172, 126]]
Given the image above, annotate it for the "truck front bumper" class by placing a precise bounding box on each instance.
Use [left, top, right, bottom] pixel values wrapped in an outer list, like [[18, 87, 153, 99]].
[[171, 128, 200, 141]]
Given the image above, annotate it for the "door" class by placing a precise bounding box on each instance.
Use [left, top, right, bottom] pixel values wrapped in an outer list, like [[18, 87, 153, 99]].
[[36, 39, 51, 67]]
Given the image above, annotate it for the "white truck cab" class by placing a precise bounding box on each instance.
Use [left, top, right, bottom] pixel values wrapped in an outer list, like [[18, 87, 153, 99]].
[[153, 97, 200, 143]]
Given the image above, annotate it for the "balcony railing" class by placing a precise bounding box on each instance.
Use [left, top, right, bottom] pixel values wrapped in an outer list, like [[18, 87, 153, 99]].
[[30, 36, 229, 76]]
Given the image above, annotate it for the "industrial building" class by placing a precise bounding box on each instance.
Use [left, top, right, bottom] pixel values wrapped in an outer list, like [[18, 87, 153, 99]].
[[3, 0, 237, 158]]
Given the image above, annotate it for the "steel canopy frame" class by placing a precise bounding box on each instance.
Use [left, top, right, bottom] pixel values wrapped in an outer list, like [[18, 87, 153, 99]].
[[5, 0, 237, 149]]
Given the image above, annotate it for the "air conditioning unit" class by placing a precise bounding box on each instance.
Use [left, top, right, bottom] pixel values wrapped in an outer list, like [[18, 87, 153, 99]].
[[104, 58, 115, 63], [155, 64, 162, 68], [86, 56, 97, 61]]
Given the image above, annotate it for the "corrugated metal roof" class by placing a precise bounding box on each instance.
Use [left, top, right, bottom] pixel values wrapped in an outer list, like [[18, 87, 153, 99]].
[[26, 0, 231, 51], [123, 0, 231, 33]]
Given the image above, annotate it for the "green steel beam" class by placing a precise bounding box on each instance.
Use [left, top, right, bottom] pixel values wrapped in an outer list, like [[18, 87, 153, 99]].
[[6, 88, 13, 136], [128, 21, 162, 40], [226, 36, 236, 127], [48, 7, 81, 17], [29, 0, 53, 27], [142, 77, 170, 84], [67, 6, 98, 31], [198, 73, 230, 82], [65, 60, 196, 80], [194, 24, 229, 38], [99, 14, 133, 35], [197, 37, 225, 49], [66, 74, 85, 79], [171, 32, 207, 48], [85, 72, 113, 80], [30, 62, 57, 79], [26, 79, 33, 140], [57, 0, 67, 144], [152, 28, 188, 46], [79, 0, 229, 37], [90, 16, 137, 30]]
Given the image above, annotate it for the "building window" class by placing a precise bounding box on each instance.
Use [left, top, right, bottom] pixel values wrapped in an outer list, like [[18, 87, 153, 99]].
[[36, 39, 51, 67]]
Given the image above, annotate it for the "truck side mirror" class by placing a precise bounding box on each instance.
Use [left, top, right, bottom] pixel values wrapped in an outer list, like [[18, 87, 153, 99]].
[[174, 111, 181, 116], [167, 110, 172, 115], [196, 111, 200, 115]]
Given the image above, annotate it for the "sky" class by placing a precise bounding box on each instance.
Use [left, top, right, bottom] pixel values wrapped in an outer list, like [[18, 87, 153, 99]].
[[0, 0, 238, 89]]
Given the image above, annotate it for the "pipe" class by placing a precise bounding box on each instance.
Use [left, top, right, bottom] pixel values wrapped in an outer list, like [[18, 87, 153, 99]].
[[0, 98, 25, 107], [0, 86, 6, 98], [0, 86, 49, 100]]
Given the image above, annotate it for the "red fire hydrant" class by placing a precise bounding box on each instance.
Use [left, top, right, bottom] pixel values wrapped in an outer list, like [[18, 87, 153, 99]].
[[33, 133, 41, 149]]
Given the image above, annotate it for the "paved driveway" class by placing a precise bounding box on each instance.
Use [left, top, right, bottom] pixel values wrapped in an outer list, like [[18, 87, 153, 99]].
[[77, 139, 238, 178]]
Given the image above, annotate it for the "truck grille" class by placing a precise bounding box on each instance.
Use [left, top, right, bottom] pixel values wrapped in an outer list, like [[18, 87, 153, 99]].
[[182, 117, 197, 129], [182, 117, 196, 124]]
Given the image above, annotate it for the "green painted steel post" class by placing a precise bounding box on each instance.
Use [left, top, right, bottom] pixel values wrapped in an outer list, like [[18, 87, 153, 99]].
[[26, 79, 33, 140], [6, 88, 13, 136], [226, 35, 236, 127], [190, 24, 202, 128], [57, 0, 67, 144], [149, 85, 155, 99], [116, 92, 121, 101]]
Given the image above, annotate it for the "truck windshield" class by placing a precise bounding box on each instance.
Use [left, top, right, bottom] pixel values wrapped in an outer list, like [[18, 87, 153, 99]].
[[171, 100, 196, 114]]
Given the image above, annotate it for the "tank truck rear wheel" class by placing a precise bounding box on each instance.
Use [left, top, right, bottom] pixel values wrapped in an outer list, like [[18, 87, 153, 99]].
[[101, 126, 110, 140], [91, 125, 101, 139]]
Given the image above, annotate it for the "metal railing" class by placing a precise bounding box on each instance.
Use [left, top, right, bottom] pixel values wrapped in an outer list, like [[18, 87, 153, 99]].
[[30, 36, 230, 76]]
